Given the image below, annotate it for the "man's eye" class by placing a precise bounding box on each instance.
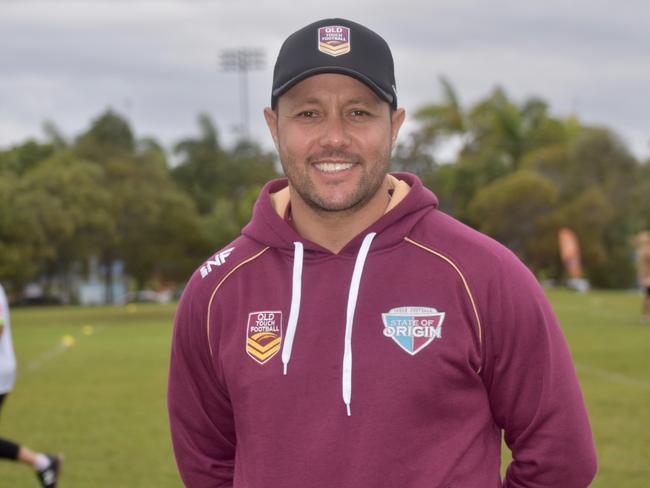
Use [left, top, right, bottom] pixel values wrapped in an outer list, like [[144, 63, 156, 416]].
[[350, 110, 370, 117], [297, 111, 317, 118]]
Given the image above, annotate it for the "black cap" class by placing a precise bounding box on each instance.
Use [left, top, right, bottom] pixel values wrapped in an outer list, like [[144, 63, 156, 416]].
[[271, 18, 397, 109]]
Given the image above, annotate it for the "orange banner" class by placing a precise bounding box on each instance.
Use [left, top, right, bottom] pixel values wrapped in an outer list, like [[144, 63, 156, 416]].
[[558, 228, 583, 279]]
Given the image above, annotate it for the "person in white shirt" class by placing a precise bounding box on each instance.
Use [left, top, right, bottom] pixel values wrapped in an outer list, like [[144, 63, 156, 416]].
[[0, 282, 62, 487]]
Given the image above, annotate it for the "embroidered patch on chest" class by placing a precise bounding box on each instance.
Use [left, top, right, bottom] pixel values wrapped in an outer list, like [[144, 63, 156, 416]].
[[246, 311, 283, 365], [381, 306, 445, 355]]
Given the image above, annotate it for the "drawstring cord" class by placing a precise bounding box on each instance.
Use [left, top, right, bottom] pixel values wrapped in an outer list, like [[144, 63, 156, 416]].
[[342, 232, 376, 416], [282, 241, 303, 375], [281, 234, 376, 416]]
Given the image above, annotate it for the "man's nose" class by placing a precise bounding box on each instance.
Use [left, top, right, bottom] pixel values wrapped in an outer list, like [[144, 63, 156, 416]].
[[319, 113, 350, 148]]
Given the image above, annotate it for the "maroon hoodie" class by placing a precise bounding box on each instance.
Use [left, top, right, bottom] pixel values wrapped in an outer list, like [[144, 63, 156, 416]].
[[168, 172, 597, 487]]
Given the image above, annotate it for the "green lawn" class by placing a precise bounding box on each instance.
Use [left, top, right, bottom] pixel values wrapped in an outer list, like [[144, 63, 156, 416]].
[[0, 290, 648, 487], [0, 303, 182, 487], [548, 289, 650, 486]]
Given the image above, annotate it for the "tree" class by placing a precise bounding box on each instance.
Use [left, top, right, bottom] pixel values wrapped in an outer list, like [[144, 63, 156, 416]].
[[405, 80, 646, 287], [413, 76, 466, 142], [554, 188, 615, 282], [0, 173, 43, 290], [172, 114, 226, 215], [636, 162, 650, 231], [71, 109, 209, 297], [74, 109, 136, 164], [392, 77, 465, 176], [467, 171, 559, 273], [108, 155, 204, 288], [0, 139, 55, 175], [172, 114, 278, 218], [569, 128, 640, 287]]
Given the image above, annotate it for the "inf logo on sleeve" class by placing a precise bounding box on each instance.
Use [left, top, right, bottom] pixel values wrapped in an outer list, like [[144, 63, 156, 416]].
[[382, 306, 445, 355], [246, 311, 283, 365], [200, 247, 235, 278]]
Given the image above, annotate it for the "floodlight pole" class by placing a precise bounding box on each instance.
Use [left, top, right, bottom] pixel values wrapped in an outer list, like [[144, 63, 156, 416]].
[[220, 48, 265, 139], [240, 67, 249, 139]]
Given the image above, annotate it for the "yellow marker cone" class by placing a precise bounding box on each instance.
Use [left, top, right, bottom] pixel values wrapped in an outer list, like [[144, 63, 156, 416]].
[[62, 335, 76, 347], [82, 325, 94, 336]]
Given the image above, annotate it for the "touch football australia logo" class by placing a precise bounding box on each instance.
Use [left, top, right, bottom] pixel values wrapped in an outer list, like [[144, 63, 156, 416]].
[[246, 311, 283, 365], [318, 26, 351, 57], [382, 306, 445, 355]]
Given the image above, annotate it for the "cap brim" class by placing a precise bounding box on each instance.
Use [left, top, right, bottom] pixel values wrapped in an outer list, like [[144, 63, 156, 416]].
[[272, 66, 394, 105]]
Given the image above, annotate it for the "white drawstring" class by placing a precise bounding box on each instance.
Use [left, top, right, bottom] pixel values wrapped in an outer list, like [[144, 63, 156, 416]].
[[282, 241, 303, 375], [342, 232, 376, 416], [281, 235, 376, 417]]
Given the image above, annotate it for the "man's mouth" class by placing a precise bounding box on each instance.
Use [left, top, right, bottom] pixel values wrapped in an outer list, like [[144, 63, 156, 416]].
[[313, 161, 355, 173]]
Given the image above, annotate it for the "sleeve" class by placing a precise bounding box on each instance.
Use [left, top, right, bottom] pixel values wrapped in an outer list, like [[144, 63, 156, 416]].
[[167, 278, 236, 488], [480, 254, 597, 488]]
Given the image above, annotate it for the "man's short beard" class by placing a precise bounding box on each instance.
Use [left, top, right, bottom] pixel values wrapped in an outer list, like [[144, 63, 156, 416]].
[[280, 153, 390, 216]]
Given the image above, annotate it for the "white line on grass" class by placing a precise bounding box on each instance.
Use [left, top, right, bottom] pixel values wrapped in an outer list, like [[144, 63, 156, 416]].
[[576, 363, 650, 390], [26, 343, 68, 371], [25, 325, 105, 372]]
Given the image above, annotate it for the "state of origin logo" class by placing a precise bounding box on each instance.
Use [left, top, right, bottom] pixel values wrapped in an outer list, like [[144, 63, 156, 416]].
[[381, 306, 445, 355]]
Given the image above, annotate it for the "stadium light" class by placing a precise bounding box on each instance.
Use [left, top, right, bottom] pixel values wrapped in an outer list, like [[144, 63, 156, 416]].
[[220, 48, 265, 139]]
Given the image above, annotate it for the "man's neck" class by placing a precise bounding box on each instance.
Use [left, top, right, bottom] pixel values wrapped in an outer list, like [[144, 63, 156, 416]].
[[289, 178, 392, 254]]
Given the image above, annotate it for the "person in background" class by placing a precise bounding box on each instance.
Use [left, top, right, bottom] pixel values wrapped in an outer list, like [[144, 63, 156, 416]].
[[0, 282, 63, 488], [633, 231, 650, 322]]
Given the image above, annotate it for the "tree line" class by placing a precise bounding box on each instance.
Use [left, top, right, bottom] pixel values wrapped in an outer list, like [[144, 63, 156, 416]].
[[1, 79, 648, 299], [0, 112, 278, 299], [394, 78, 649, 288]]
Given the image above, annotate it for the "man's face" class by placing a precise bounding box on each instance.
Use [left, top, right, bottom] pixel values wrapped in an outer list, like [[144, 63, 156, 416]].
[[265, 73, 405, 214]]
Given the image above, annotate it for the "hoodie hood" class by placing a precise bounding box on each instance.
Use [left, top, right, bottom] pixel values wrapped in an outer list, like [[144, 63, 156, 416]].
[[242, 172, 438, 256]]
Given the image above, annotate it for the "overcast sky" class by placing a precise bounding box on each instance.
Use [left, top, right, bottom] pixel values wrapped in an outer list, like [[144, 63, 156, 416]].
[[1, 0, 649, 160]]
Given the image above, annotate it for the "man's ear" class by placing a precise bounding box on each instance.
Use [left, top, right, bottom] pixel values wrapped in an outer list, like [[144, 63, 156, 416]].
[[390, 108, 406, 149], [264, 107, 279, 150]]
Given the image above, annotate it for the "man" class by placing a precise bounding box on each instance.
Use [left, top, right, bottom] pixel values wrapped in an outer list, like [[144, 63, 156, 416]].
[[0, 282, 62, 487], [168, 18, 597, 487], [633, 231, 650, 322]]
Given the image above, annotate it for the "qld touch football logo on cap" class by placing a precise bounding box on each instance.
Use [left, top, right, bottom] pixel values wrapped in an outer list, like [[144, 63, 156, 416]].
[[318, 26, 350, 56], [382, 306, 445, 355]]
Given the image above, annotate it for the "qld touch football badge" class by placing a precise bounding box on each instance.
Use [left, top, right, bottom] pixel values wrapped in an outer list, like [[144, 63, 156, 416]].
[[382, 306, 445, 355], [246, 311, 283, 365], [318, 26, 351, 57]]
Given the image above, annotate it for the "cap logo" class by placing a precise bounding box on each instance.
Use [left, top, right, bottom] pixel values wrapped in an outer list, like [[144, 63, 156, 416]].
[[318, 26, 350, 57]]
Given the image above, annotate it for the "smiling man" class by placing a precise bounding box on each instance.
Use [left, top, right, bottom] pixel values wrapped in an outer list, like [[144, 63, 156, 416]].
[[263, 72, 404, 253], [168, 18, 597, 487]]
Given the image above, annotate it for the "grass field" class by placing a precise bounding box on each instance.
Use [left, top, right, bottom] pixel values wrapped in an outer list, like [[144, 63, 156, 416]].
[[0, 303, 182, 487], [0, 289, 648, 487]]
